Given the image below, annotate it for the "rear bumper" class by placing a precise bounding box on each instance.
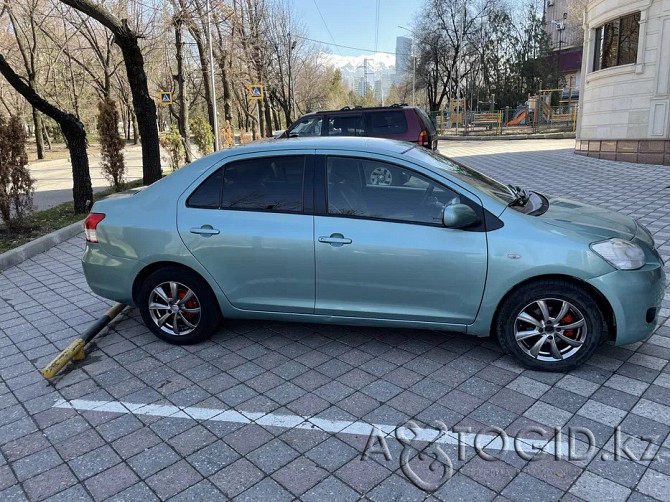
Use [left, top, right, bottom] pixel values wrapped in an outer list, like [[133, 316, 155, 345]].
[[82, 245, 144, 306], [587, 264, 665, 346]]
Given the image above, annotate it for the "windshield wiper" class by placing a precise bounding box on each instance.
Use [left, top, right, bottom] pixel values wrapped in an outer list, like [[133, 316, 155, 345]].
[[507, 184, 530, 207]]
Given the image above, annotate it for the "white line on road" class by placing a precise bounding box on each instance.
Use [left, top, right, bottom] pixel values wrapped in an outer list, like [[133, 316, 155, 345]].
[[53, 398, 564, 456]]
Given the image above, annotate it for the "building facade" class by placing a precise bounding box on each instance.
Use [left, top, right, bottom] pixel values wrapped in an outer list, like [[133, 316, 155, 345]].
[[544, 0, 584, 94], [576, 0, 670, 165], [395, 36, 412, 79]]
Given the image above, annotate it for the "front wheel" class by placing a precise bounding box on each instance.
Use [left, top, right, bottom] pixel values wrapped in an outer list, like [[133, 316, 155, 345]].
[[138, 266, 221, 344], [495, 280, 606, 371]]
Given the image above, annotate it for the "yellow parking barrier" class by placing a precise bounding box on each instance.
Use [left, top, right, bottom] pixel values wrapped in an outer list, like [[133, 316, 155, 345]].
[[41, 303, 126, 379]]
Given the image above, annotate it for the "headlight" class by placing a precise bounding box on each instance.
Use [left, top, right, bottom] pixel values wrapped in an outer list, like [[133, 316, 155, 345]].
[[590, 238, 646, 270]]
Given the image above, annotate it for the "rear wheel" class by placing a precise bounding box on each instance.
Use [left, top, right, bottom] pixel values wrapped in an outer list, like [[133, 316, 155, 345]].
[[138, 266, 221, 344], [495, 280, 605, 371]]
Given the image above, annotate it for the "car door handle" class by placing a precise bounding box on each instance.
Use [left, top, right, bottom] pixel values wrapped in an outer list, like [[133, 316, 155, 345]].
[[190, 226, 220, 235], [318, 235, 352, 245]]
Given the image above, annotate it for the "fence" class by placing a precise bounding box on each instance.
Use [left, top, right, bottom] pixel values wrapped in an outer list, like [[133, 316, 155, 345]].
[[430, 103, 579, 137]]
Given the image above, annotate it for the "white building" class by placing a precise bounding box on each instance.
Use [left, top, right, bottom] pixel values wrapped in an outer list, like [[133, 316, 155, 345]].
[[576, 0, 670, 165]]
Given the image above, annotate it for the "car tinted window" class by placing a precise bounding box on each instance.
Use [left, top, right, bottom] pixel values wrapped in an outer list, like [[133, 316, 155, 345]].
[[222, 156, 305, 212], [326, 115, 365, 136], [327, 156, 460, 225], [369, 111, 408, 135], [187, 168, 223, 208], [288, 116, 322, 137]]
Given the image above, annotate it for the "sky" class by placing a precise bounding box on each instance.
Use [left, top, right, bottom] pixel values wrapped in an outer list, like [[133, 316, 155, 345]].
[[288, 0, 423, 58]]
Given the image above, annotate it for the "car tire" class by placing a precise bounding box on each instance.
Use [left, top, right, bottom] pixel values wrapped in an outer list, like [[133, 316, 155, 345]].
[[495, 280, 606, 372], [137, 266, 221, 345]]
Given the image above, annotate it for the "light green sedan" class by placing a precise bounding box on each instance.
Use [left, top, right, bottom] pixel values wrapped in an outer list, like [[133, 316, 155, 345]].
[[82, 137, 665, 371]]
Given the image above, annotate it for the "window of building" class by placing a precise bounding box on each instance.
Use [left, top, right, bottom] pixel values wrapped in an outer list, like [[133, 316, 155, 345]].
[[221, 156, 305, 212], [593, 12, 640, 71]]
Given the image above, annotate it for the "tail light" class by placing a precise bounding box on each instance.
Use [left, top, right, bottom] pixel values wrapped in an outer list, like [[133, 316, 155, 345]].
[[418, 130, 429, 147], [84, 213, 105, 243]]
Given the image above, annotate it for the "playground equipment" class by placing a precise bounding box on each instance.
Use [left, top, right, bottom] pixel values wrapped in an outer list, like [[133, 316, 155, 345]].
[[508, 109, 527, 126]]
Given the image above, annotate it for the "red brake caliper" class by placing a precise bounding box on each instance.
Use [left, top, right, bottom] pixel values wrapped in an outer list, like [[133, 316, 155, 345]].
[[177, 289, 198, 322], [562, 313, 575, 337]]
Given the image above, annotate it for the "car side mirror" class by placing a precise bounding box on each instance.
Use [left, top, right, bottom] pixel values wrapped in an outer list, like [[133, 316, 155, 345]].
[[442, 204, 479, 229]]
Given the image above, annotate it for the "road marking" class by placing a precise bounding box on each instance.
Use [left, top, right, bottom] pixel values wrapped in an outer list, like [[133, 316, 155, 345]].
[[53, 398, 564, 455]]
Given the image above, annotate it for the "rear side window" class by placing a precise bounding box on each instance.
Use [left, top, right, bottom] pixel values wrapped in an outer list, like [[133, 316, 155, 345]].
[[326, 115, 365, 136], [368, 111, 407, 135], [187, 168, 223, 208], [222, 156, 305, 212]]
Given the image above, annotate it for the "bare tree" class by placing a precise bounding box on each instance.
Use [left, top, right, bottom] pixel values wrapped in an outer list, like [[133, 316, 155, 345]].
[[4, 0, 47, 158], [0, 54, 92, 212], [59, 0, 162, 184]]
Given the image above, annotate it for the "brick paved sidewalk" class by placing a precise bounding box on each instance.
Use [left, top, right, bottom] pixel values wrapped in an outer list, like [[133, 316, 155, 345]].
[[2, 141, 670, 501]]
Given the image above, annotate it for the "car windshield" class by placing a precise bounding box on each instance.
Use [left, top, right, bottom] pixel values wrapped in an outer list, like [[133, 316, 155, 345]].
[[404, 146, 515, 204], [288, 116, 322, 137]]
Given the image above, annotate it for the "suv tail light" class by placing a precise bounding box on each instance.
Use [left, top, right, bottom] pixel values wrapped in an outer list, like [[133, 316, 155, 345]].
[[418, 130, 430, 147], [84, 213, 105, 243]]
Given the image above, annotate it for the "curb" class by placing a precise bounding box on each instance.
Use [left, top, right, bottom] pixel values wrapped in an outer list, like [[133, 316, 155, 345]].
[[0, 221, 83, 271], [438, 133, 576, 141]]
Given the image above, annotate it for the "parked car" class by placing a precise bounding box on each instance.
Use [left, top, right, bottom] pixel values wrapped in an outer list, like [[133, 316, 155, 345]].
[[82, 137, 664, 371], [278, 105, 438, 186]]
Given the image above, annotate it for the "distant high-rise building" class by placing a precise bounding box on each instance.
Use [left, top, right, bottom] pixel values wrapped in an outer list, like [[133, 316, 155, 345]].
[[395, 36, 412, 78]]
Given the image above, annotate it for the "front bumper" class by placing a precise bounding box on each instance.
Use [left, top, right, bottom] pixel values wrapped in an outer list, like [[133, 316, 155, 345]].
[[82, 245, 144, 306], [587, 263, 665, 346]]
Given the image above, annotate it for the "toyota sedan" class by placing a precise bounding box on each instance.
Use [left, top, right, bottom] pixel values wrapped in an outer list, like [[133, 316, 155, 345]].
[[82, 137, 665, 371]]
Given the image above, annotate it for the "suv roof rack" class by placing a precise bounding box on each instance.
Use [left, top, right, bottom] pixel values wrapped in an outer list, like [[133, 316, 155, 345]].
[[317, 104, 412, 114]]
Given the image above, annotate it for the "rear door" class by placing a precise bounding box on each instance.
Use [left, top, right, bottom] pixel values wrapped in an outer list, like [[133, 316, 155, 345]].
[[177, 153, 316, 313]]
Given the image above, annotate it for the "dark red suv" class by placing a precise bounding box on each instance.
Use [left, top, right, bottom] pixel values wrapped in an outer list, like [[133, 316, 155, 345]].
[[281, 104, 438, 150]]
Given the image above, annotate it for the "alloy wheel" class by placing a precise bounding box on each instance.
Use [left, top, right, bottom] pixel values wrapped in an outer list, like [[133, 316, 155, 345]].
[[148, 281, 201, 336], [514, 298, 586, 361]]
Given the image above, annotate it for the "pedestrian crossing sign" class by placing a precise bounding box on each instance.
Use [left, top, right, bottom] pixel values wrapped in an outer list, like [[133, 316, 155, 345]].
[[248, 85, 263, 100], [158, 92, 172, 105]]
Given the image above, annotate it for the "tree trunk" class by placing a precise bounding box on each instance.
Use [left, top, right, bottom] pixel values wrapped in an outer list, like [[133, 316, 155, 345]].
[[132, 110, 139, 144], [58, 0, 161, 184], [174, 18, 191, 163], [0, 55, 92, 213], [272, 106, 280, 131], [263, 95, 272, 137], [32, 106, 45, 159], [41, 121, 52, 151], [192, 35, 216, 139]]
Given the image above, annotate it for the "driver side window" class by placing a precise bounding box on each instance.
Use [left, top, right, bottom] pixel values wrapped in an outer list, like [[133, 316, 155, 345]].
[[326, 156, 461, 226]]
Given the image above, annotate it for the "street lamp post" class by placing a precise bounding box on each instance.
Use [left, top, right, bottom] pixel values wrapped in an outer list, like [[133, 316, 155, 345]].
[[287, 32, 296, 124]]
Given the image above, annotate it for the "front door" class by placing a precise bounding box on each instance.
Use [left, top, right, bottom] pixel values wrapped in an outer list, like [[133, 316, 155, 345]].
[[314, 155, 488, 324], [177, 154, 315, 313]]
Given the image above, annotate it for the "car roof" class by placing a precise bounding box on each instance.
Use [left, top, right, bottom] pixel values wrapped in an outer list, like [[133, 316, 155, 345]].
[[224, 136, 416, 156]]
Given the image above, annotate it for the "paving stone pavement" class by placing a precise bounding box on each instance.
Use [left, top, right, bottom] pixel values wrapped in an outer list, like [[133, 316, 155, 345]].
[[2, 139, 670, 501]]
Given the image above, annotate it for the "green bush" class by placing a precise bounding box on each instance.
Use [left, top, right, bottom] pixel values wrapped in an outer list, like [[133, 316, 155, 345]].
[[190, 116, 213, 156], [97, 99, 126, 191], [0, 115, 34, 229], [160, 125, 184, 171]]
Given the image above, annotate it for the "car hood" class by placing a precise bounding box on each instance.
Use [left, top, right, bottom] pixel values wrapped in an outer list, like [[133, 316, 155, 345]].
[[537, 195, 637, 241]]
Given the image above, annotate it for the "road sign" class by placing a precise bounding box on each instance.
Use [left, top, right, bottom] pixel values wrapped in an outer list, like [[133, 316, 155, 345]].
[[158, 92, 173, 105], [248, 85, 263, 100]]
